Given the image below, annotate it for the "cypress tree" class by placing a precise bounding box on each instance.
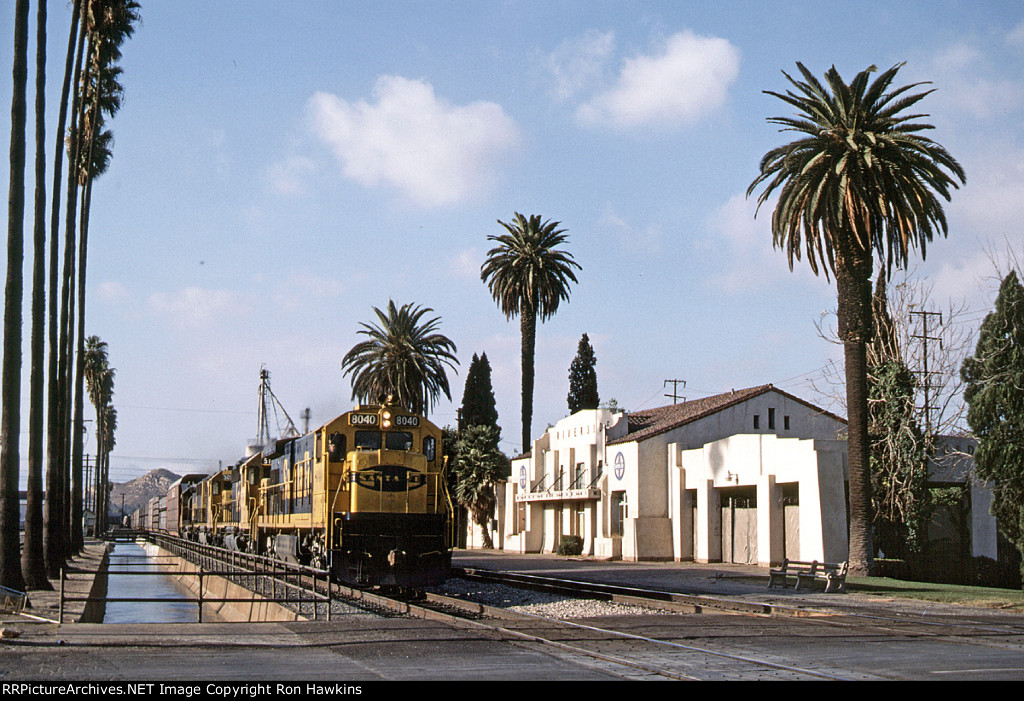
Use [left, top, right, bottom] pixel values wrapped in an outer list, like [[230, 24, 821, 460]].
[[567, 333, 599, 414], [459, 352, 498, 433], [962, 270, 1024, 585]]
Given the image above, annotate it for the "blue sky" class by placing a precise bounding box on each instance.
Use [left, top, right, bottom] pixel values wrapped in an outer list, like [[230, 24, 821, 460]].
[[3, 1, 1024, 483]]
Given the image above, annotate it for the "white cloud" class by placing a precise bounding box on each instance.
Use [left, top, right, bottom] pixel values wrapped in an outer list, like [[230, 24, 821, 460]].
[[1006, 21, 1024, 52], [597, 205, 662, 253], [576, 30, 740, 129], [547, 30, 615, 100], [265, 155, 317, 196], [308, 76, 521, 207], [450, 248, 483, 280], [96, 280, 131, 304], [148, 287, 246, 329], [923, 41, 1024, 120], [701, 193, 821, 294]]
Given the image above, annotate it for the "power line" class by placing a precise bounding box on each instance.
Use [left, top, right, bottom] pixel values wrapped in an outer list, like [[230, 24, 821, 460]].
[[119, 404, 252, 415]]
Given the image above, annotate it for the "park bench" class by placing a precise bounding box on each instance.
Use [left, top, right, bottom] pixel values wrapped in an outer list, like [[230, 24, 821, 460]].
[[768, 559, 848, 593]]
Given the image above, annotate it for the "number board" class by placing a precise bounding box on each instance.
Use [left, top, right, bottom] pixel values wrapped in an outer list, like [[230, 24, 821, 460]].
[[349, 413, 379, 427], [393, 415, 420, 427]]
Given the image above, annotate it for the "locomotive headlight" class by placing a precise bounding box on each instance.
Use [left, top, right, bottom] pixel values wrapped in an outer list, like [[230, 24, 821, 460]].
[[382, 411, 391, 428]]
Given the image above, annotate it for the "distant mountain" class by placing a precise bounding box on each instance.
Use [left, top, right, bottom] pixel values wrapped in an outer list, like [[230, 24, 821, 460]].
[[109, 468, 181, 521]]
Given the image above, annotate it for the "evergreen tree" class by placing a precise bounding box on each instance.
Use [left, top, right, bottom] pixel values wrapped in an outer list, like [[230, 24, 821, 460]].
[[567, 333, 599, 414], [458, 352, 498, 433], [962, 270, 1024, 585]]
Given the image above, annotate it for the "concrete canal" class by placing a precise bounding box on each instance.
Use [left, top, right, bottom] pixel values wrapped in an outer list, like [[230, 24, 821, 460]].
[[102, 542, 204, 623]]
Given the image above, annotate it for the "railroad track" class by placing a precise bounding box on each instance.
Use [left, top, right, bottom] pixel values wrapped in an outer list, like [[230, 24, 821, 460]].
[[435, 566, 1024, 678], [154, 538, 1024, 680]]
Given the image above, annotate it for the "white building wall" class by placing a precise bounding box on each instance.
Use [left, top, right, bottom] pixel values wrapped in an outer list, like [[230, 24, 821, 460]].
[[679, 434, 849, 564]]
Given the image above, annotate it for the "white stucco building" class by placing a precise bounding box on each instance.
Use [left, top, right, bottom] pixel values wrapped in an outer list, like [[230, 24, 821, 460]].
[[491, 384, 1005, 575], [503, 385, 851, 565]]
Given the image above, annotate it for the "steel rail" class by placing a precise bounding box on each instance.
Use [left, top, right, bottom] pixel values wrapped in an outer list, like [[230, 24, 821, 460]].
[[455, 566, 1024, 648], [401, 587, 853, 681]]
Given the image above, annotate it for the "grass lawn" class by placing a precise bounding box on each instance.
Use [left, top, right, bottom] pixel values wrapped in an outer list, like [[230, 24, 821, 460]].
[[848, 576, 1024, 610]]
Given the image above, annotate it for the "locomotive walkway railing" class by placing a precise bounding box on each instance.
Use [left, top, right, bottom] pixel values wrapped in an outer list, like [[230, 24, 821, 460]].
[[59, 534, 333, 623]]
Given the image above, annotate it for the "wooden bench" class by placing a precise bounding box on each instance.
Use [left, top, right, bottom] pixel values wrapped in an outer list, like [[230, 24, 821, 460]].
[[768, 559, 848, 593]]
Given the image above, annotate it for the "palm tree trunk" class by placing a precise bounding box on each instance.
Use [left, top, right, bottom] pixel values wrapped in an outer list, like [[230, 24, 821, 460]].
[[70, 176, 93, 550], [520, 308, 536, 454], [836, 247, 875, 577], [1, 0, 30, 592], [24, 0, 53, 590], [45, 0, 81, 577]]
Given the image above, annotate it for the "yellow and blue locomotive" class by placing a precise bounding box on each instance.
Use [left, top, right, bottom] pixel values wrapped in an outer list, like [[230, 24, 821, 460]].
[[166, 401, 453, 589]]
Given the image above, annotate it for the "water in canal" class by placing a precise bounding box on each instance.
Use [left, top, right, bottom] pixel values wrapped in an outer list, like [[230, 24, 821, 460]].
[[103, 542, 199, 623]]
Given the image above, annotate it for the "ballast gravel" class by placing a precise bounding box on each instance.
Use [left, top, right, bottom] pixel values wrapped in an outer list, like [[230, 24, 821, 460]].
[[427, 578, 671, 619]]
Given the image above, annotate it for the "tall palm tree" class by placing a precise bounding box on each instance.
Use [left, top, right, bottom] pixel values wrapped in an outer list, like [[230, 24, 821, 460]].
[[24, 0, 53, 590], [747, 62, 965, 576], [342, 301, 459, 416], [51, 0, 137, 550], [481, 213, 580, 453], [83, 336, 113, 532], [1, 0, 30, 592], [45, 0, 83, 578]]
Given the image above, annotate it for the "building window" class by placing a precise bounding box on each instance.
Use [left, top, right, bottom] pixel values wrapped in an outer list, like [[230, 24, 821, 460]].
[[768, 408, 776, 430], [753, 415, 760, 429], [784, 415, 790, 431], [574, 462, 585, 489]]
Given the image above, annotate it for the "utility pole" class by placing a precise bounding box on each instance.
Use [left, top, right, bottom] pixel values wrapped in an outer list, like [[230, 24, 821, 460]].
[[663, 379, 686, 405], [301, 408, 311, 434], [910, 309, 943, 434]]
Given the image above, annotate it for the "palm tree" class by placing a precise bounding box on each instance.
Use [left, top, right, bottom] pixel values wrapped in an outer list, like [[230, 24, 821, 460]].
[[24, 0, 53, 590], [83, 336, 113, 532], [747, 62, 965, 576], [481, 213, 580, 453], [342, 301, 459, 415], [452, 424, 508, 549], [45, 0, 83, 578], [48, 0, 137, 552], [1, 0, 29, 592]]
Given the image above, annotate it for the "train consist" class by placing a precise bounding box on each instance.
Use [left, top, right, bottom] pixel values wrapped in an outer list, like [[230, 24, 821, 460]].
[[131, 402, 454, 589]]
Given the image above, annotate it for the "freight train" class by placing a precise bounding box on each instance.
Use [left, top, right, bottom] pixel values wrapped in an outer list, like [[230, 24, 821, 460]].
[[131, 401, 453, 589]]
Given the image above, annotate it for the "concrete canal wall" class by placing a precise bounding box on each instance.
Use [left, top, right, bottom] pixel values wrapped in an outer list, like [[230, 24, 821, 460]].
[[78, 544, 111, 623], [142, 543, 308, 623]]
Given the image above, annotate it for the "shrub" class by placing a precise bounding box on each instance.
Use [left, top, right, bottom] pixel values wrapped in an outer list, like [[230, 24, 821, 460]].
[[556, 535, 583, 556]]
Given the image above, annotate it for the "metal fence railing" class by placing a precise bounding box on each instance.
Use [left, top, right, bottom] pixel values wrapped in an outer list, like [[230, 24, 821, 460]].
[[59, 533, 333, 623]]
